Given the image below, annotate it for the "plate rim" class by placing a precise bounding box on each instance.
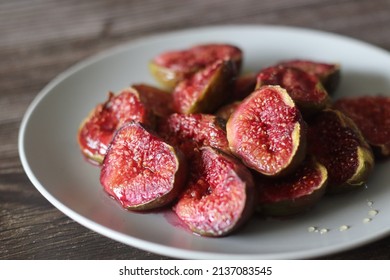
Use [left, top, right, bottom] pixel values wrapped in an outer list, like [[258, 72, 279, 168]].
[[18, 24, 390, 259]]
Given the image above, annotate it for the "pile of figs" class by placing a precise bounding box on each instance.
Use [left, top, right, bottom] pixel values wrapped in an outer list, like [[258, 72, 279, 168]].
[[78, 43, 390, 237]]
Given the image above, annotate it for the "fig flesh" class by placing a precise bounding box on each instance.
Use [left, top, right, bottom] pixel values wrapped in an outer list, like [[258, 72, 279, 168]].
[[158, 113, 230, 158], [227, 85, 307, 177], [307, 109, 374, 193], [100, 122, 187, 211], [174, 146, 255, 237], [172, 59, 236, 114], [256, 156, 327, 217], [333, 95, 390, 158], [77, 87, 153, 164], [256, 65, 330, 115], [277, 59, 340, 94], [149, 43, 242, 89]]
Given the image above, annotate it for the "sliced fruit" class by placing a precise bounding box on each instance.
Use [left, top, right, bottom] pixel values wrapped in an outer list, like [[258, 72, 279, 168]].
[[277, 59, 340, 94], [227, 85, 307, 177], [77, 87, 153, 164], [149, 43, 242, 89], [231, 72, 257, 101], [256, 65, 330, 115], [307, 108, 374, 193], [174, 146, 256, 237], [158, 113, 230, 158], [215, 101, 240, 121], [333, 95, 390, 158], [100, 122, 187, 211], [255, 156, 327, 217], [132, 83, 174, 118], [172, 59, 236, 114]]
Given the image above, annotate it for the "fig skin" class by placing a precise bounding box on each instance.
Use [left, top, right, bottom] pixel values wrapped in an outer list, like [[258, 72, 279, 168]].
[[307, 109, 374, 193], [149, 43, 242, 89], [100, 122, 188, 211], [333, 95, 390, 158], [255, 156, 328, 217], [256, 65, 330, 115], [231, 72, 257, 101], [132, 83, 174, 118], [174, 146, 256, 237], [77, 87, 154, 165], [157, 113, 230, 158], [215, 101, 241, 121], [227, 85, 307, 177], [277, 59, 341, 95], [172, 59, 236, 114]]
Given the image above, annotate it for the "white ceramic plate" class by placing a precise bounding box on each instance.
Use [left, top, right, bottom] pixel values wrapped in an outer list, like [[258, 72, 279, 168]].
[[19, 25, 390, 259]]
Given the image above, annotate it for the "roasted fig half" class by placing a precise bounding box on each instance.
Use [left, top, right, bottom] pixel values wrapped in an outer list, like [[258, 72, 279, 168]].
[[77, 87, 153, 164], [172, 59, 236, 114], [256, 156, 327, 217], [307, 109, 374, 193], [333, 95, 390, 158], [215, 101, 240, 121], [132, 83, 174, 118], [174, 146, 256, 237], [227, 85, 307, 177], [277, 59, 340, 94], [100, 122, 187, 211], [149, 43, 242, 89], [256, 65, 330, 115], [231, 72, 257, 101], [158, 113, 230, 158]]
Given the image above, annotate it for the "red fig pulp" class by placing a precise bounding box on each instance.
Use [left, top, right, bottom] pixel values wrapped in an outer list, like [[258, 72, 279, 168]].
[[158, 113, 230, 158], [227, 85, 307, 177], [100, 122, 187, 210], [149, 43, 242, 89], [256, 156, 327, 216], [174, 146, 255, 237], [77, 87, 153, 164], [334, 95, 390, 158]]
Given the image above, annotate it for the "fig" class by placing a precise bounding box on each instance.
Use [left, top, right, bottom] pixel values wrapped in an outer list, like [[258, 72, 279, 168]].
[[149, 43, 242, 89], [172, 59, 236, 114], [277, 59, 340, 94], [231, 72, 257, 101], [227, 85, 307, 177], [307, 109, 374, 193], [158, 113, 230, 158], [174, 146, 256, 237], [132, 83, 174, 118], [255, 156, 327, 217], [77, 87, 153, 164], [333, 95, 390, 158], [100, 122, 187, 211], [215, 101, 240, 121], [256, 65, 330, 115]]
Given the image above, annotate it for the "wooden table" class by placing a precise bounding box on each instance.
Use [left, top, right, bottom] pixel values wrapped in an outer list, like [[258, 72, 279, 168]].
[[1, 0, 389, 260]]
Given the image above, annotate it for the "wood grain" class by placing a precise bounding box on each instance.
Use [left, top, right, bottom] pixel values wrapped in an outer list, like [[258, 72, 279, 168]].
[[1, 0, 389, 259]]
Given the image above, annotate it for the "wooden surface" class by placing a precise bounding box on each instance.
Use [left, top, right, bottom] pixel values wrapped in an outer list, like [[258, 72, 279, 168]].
[[1, 0, 389, 260]]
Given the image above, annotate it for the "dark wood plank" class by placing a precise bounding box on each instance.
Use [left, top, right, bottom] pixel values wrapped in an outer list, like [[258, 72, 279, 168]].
[[1, 0, 389, 260]]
